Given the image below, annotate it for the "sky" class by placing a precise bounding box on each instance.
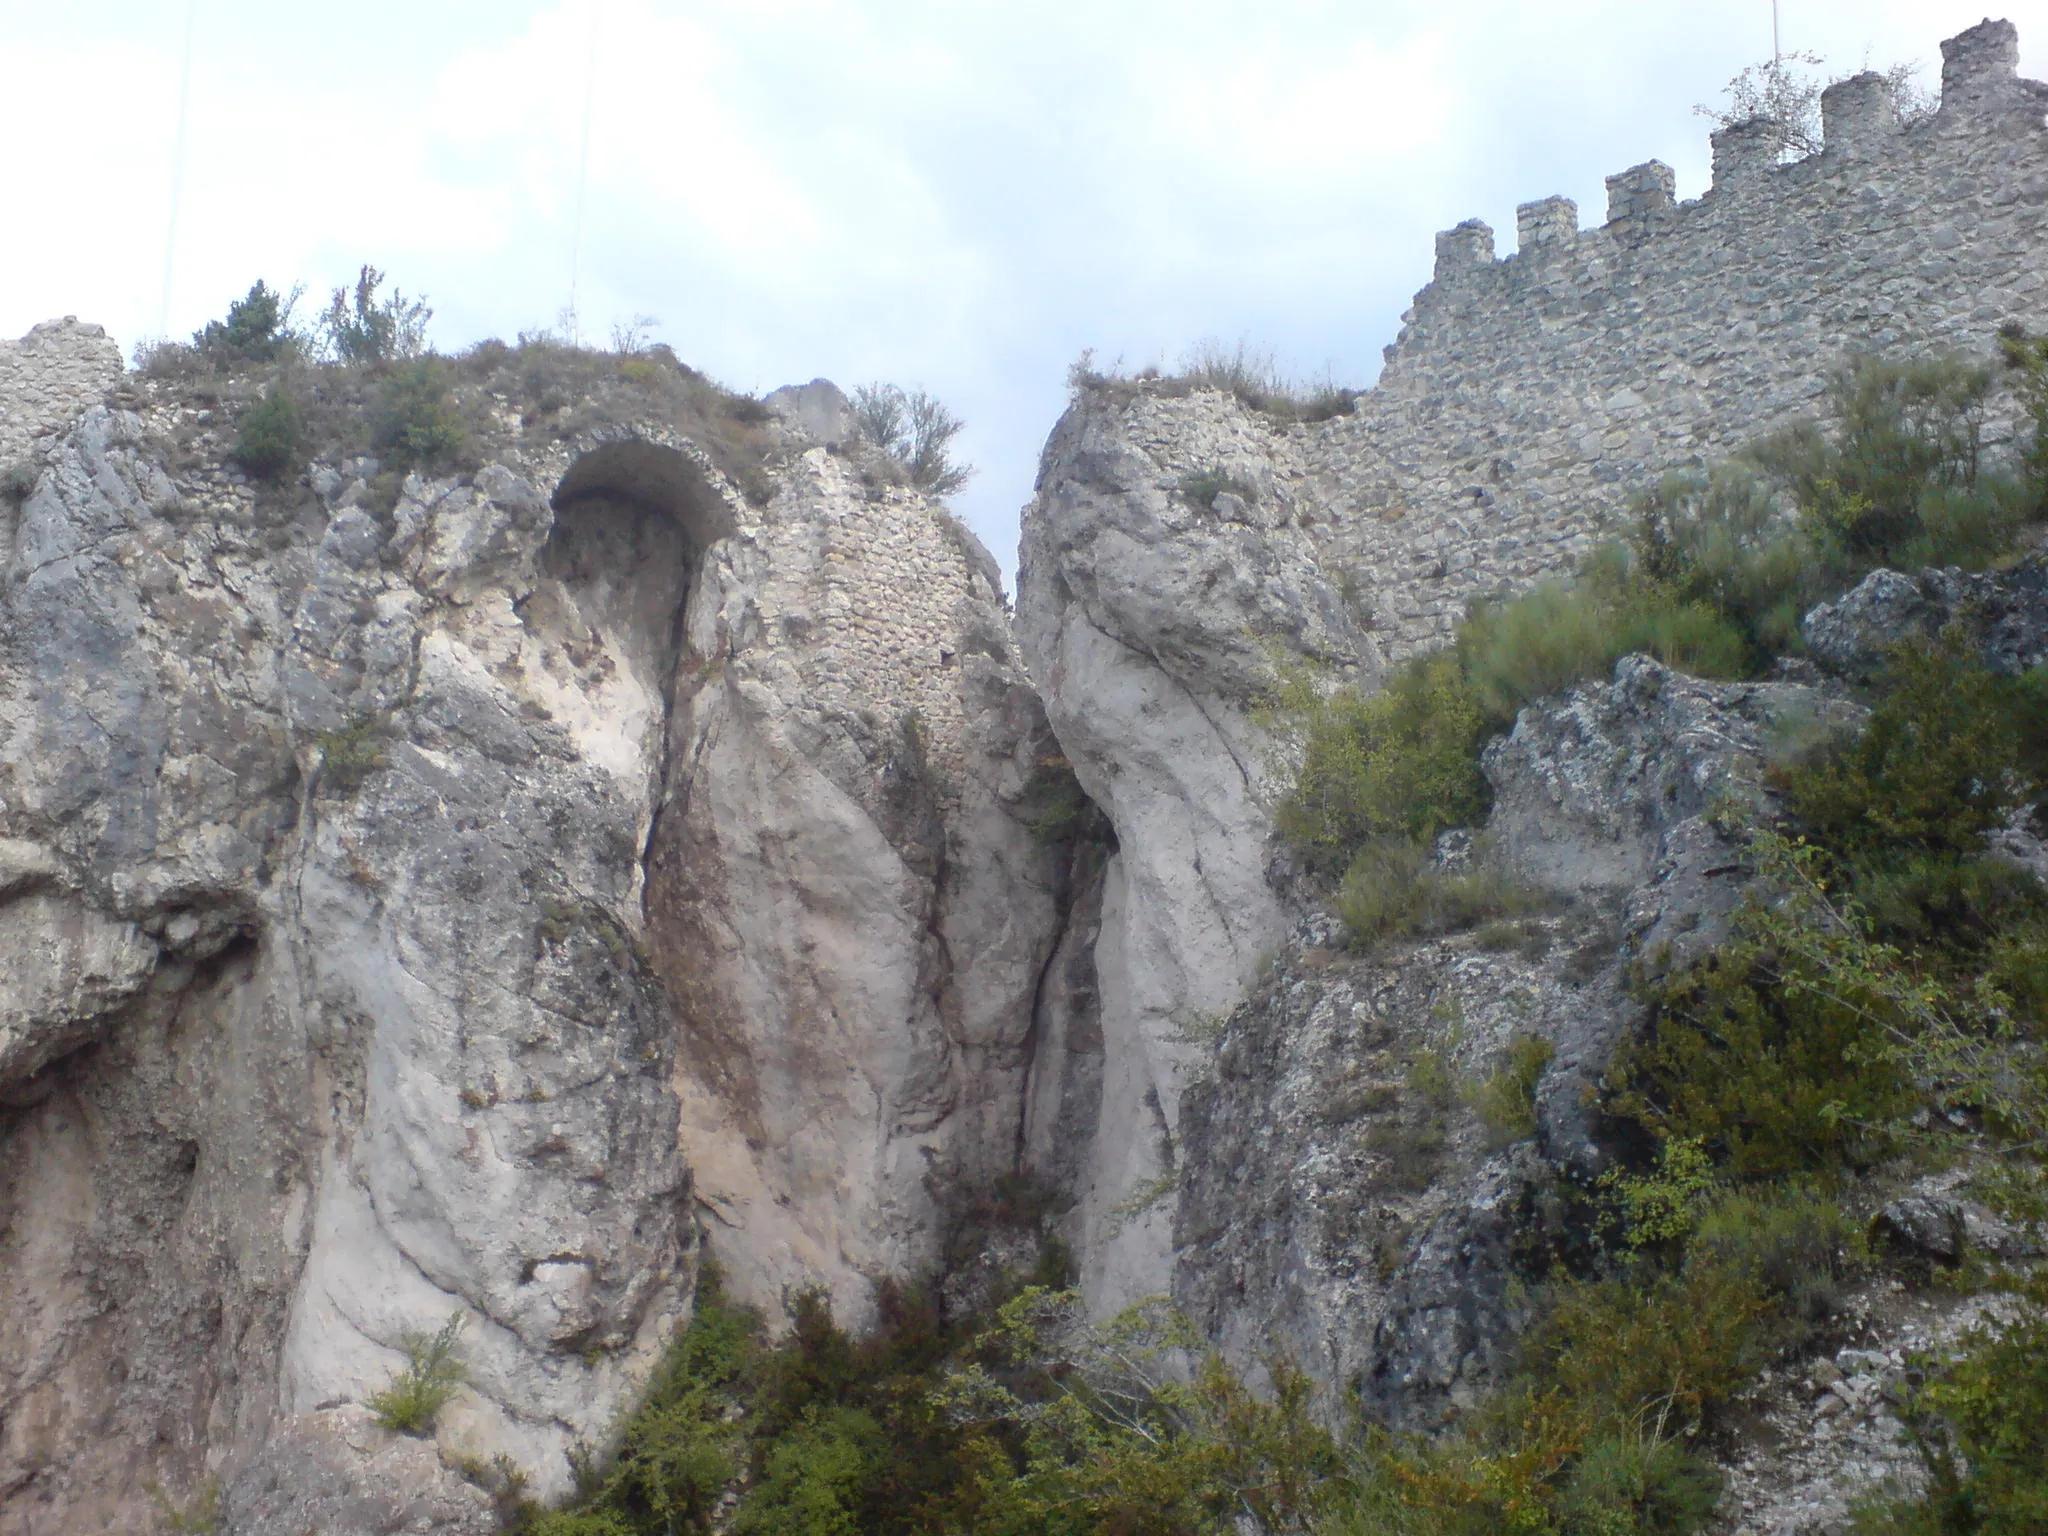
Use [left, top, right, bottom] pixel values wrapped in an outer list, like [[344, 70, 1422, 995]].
[[3, 1, 2044, 582]]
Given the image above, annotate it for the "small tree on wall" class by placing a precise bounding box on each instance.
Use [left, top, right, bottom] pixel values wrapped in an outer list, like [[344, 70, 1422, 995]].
[[851, 383, 974, 496], [1697, 53, 1935, 161]]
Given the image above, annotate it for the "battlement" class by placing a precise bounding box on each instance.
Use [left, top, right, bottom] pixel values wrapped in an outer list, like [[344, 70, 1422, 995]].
[[1423, 18, 2045, 291], [1321, 17, 2048, 658]]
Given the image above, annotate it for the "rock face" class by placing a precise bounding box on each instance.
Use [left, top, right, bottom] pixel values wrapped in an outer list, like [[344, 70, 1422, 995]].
[[7, 16, 2048, 1533], [1017, 17, 2048, 1328], [0, 354, 1067, 1530], [1016, 386, 1367, 1310], [1173, 659, 1854, 1426]]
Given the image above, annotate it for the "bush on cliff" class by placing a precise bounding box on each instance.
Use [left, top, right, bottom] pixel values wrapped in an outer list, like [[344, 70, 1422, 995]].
[[1272, 652, 1489, 878], [369, 358, 471, 468], [1276, 348, 2047, 929], [196, 279, 303, 362], [230, 385, 304, 479]]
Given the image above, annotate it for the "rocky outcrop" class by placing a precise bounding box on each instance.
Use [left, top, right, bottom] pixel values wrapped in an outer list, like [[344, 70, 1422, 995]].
[[1803, 554, 2048, 681], [1173, 658, 1854, 1426], [1016, 384, 1368, 1311], [0, 344, 1068, 1531], [1018, 9, 2048, 1378]]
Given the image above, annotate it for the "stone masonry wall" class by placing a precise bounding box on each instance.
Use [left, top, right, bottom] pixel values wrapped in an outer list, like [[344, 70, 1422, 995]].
[[0, 320, 125, 472], [1281, 18, 2048, 656]]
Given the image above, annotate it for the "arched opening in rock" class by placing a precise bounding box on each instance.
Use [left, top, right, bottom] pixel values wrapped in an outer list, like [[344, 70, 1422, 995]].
[[521, 439, 733, 817]]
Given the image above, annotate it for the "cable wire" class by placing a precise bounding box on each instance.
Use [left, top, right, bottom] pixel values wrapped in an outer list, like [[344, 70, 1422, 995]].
[[568, 3, 599, 345], [158, 0, 198, 341]]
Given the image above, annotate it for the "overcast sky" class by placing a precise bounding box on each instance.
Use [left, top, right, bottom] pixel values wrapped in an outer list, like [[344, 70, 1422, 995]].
[[4, 1, 2044, 579]]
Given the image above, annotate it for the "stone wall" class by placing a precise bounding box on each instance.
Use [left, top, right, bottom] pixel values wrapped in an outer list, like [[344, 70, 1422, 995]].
[[1092, 19, 2048, 662], [1329, 18, 2048, 651], [0, 320, 124, 473]]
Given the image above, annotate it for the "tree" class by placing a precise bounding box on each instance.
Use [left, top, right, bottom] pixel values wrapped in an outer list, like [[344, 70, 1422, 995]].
[[319, 265, 432, 364], [850, 383, 973, 496], [195, 280, 303, 361], [1697, 54, 1934, 162]]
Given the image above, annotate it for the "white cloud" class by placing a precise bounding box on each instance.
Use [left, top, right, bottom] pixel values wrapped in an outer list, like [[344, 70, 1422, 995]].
[[2, 0, 2043, 576]]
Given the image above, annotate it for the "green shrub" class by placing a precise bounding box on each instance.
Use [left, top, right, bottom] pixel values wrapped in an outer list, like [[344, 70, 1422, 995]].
[[195, 279, 300, 361], [1629, 465, 1823, 669], [1020, 756, 1114, 853], [370, 359, 468, 467], [1855, 1305, 2048, 1536], [1607, 931, 1914, 1180], [1779, 634, 2024, 862], [366, 1314, 465, 1434], [1179, 468, 1258, 510], [1687, 1182, 1864, 1336], [1273, 653, 1489, 876], [1336, 838, 1546, 948], [1459, 571, 1750, 727], [320, 264, 431, 363], [313, 715, 386, 795], [230, 386, 304, 479], [2001, 323, 2048, 518], [731, 1406, 884, 1536], [1757, 354, 2019, 570], [1468, 1034, 1556, 1147]]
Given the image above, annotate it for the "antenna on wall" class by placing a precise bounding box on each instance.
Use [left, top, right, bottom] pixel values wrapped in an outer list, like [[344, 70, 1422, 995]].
[[568, 3, 599, 346], [159, 0, 198, 341]]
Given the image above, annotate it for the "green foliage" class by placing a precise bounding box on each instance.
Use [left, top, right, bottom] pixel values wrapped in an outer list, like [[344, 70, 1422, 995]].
[[1779, 634, 2024, 862], [1179, 467, 1259, 510], [1628, 465, 1822, 669], [1855, 1303, 2048, 1536], [1468, 1034, 1555, 1148], [731, 1406, 884, 1536], [313, 714, 387, 796], [1336, 838, 1545, 948], [366, 1313, 465, 1435], [1273, 653, 1490, 877], [1598, 1136, 1717, 1253], [1021, 756, 1113, 853], [1458, 569, 1750, 726], [195, 279, 300, 361], [146, 1478, 222, 1535], [320, 263, 432, 364], [230, 386, 304, 479], [850, 383, 973, 495], [370, 358, 469, 467], [1760, 355, 2024, 571], [2000, 323, 2048, 518], [1607, 926, 1915, 1180]]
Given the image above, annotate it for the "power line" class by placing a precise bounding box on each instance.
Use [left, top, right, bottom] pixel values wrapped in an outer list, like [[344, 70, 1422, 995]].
[[568, 2, 599, 346], [159, 0, 198, 341]]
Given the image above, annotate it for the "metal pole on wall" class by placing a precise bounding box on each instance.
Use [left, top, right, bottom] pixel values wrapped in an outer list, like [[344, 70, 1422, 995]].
[[159, 0, 198, 341], [1772, 0, 1781, 65]]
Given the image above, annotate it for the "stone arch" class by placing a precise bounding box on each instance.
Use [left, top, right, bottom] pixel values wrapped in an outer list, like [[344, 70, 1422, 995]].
[[523, 437, 734, 808], [550, 435, 738, 558]]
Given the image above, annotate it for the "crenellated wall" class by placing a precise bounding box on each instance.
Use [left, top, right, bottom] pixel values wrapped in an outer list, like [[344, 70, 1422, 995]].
[[1303, 17, 2048, 653]]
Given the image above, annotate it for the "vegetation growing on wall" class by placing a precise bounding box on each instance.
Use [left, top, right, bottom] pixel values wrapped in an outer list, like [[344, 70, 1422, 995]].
[[1273, 348, 2048, 941]]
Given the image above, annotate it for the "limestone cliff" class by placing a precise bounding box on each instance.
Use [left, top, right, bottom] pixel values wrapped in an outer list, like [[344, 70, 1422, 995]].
[[0, 346, 1071, 1531], [3, 16, 2047, 1535], [1016, 18, 2048, 1337]]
